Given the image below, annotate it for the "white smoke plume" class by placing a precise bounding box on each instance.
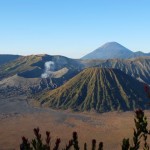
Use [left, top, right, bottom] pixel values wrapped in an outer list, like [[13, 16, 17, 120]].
[[41, 61, 55, 78]]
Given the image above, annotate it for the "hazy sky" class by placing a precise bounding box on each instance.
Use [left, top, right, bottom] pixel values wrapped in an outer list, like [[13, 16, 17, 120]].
[[0, 0, 150, 58]]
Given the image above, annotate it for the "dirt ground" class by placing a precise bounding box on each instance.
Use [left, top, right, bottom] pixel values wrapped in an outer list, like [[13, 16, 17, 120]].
[[0, 97, 150, 150], [1, 110, 150, 150]]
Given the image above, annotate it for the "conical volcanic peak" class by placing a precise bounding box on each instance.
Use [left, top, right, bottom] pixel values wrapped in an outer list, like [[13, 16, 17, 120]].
[[38, 67, 148, 113], [99, 42, 129, 50], [82, 42, 150, 59]]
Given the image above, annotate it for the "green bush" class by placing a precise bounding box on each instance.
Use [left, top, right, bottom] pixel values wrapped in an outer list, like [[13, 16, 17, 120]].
[[122, 109, 149, 150]]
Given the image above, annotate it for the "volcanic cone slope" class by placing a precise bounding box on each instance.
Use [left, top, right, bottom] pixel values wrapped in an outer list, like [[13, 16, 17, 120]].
[[38, 68, 148, 112]]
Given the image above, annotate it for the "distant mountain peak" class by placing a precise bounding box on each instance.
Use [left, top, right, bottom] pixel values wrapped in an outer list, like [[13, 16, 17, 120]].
[[96, 42, 131, 51], [102, 41, 123, 46], [82, 42, 150, 59]]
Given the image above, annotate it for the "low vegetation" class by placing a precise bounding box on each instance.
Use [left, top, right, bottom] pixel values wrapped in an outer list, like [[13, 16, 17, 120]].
[[20, 128, 103, 150]]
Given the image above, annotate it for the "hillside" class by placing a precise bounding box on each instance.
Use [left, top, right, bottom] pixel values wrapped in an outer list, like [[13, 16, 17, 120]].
[[1, 54, 150, 100], [0, 54, 21, 66], [0, 54, 83, 97], [37, 68, 148, 112], [81, 57, 150, 85], [82, 42, 150, 59]]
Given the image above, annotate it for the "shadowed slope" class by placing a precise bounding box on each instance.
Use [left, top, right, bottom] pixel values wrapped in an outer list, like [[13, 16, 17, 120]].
[[38, 68, 148, 112], [81, 57, 150, 85], [0, 54, 21, 66]]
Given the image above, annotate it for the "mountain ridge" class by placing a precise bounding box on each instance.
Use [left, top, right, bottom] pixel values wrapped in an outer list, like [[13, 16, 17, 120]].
[[0, 54, 21, 66], [0, 54, 84, 97], [81, 56, 150, 85]]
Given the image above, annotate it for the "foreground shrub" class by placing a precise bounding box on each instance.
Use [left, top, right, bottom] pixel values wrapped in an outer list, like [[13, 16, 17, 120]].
[[122, 109, 150, 150], [20, 128, 103, 150], [122, 83, 150, 150]]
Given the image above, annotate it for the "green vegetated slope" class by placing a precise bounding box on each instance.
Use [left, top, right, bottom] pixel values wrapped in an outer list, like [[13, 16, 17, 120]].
[[38, 68, 148, 112], [81, 57, 150, 85], [0, 55, 43, 79], [0, 54, 83, 80]]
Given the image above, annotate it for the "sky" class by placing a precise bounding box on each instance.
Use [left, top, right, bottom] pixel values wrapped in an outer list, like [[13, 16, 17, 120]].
[[0, 0, 150, 58]]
